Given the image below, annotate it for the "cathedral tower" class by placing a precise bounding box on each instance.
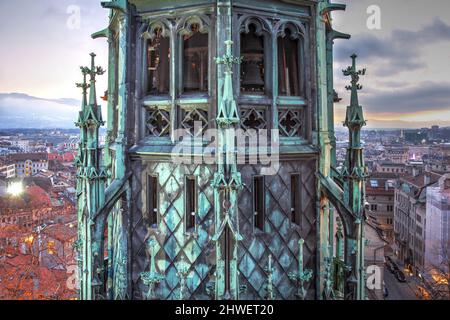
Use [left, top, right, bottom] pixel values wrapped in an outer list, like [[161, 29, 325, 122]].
[[76, 0, 367, 300]]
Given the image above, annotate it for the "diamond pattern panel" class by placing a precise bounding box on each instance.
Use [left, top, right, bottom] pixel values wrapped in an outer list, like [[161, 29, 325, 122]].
[[131, 162, 215, 300], [146, 108, 170, 137], [237, 160, 317, 300], [131, 158, 317, 300], [240, 107, 267, 131], [278, 108, 304, 138], [181, 108, 208, 137]]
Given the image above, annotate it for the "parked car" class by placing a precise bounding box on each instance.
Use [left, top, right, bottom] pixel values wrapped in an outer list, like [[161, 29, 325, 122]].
[[385, 260, 395, 273], [391, 262, 400, 272], [395, 270, 407, 283]]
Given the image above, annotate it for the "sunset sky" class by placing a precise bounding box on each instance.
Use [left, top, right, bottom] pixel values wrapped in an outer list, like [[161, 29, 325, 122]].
[[0, 0, 450, 128]]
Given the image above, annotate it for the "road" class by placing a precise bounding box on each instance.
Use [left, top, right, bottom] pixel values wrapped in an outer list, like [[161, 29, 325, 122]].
[[384, 266, 418, 300]]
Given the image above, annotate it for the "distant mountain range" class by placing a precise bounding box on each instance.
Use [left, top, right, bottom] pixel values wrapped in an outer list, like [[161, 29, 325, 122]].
[[1, 92, 448, 130], [0, 93, 82, 129]]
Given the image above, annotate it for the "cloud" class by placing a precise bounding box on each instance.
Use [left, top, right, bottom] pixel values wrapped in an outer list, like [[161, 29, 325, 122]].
[[392, 18, 450, 44], [334, 18, 450, 77], [335, 82, 450, 119], [362, 82, 450, 114]]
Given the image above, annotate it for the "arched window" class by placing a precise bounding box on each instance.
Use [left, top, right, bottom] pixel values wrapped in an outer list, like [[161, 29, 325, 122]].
[[146, 27, 170, 95], [278, 27, 301, 96], [240, 24, 265, 94], [182, 23, 208, 93]]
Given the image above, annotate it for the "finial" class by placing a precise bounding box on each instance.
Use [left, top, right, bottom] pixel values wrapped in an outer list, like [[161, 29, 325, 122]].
[[323, 253, 335, 300], [343, 54, 366, 91], [84, 52, 105, 108], [87, 53, 105, 79], [288, 238, 313, 300], [76, 67, 90, 92], [177, 256, 190, 300], [215, 40, 241, 126], [215, 40, 242, 72], [264, 254, 275, 300], [140, 236, 164, 300], [343, 54, 367, 128], [76, 67, 91, 120]]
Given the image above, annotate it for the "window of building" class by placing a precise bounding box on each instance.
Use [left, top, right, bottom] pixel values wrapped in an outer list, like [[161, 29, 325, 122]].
[[222, 225, 233, 292], [47, 241, 55, 255], [185, 176, 197, 232], [387, 205, 393, 212], [241, 24, 265, 94], [290, 174, 301, 226], [416, 225, 423, 235], [147, 175, 158, 227], [146, 27, 170, 95], [278, 28, 300, 96], [253, 176, 265, 231], [370, 204, 378, 211], [183, 23, 208, 93]]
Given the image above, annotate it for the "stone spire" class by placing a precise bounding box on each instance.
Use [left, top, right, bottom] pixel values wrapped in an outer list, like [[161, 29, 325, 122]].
[[342, 53, 368, 180], [343, 54, 366, 133], [75, 67, 90, 127], [75, 53, 107, 300], [341, 54, 368, 300], [211, 0, 244, 300], [85, 53, 105, 126], [215, 40, 241, 126]]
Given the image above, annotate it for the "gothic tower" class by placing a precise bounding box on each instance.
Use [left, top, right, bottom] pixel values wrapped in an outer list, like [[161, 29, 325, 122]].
[[75, 53, 108, 300], [76, 0, 368, 300], [341, 54, 368, 300]]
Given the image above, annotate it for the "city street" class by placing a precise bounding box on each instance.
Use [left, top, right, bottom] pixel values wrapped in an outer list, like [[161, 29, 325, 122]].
[[384, 266, 418, 300]]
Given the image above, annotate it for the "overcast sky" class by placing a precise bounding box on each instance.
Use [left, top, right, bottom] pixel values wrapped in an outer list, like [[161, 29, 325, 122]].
[[0, 0, 449, 128], [333, 0, 450, 128]]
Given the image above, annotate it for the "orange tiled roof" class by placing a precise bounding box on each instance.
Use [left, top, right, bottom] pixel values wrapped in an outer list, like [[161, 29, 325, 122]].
[[43, 224, 77, 242], [401, 172, 442, 188], [26, 185, 52, 206], [8, 153, 48, 162], [5, 254, 33, 267]]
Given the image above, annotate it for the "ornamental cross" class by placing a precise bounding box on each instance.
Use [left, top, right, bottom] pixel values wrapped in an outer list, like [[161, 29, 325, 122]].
[[322, 247, 335, 300], [76, 67, 90, 92], [215, 40, 242, 72], [342, 54, 366, 91], [264, 254, 276, 300], [140, 236, 164, 300], [288, 238, 313, 300], [87, 52, 105, 80], [177, 256, 191, 300]]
